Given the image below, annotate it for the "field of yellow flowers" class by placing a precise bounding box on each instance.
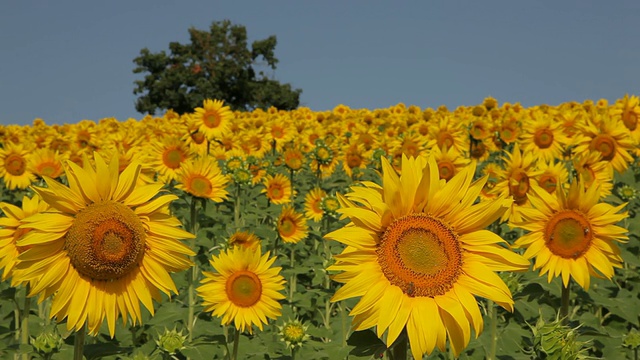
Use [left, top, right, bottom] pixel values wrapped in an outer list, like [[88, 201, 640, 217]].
[[0, 96, 639, 359]]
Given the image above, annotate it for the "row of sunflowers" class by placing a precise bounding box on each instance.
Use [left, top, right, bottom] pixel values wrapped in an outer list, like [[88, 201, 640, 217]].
[[0, 95, 638, 359]]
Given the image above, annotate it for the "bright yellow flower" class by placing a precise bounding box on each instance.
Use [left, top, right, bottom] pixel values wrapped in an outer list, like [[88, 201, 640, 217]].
[[304, 187, 326, 222], [277, 205, 308, 244], [0, 143, 36, 190], [492, 144, 540, 222], [573, 114, 635, 174], [192, 99, 233, 141], [512, 179, 628, 289], [228, 231, 261, 250], [262, 174, 293, 205], [0, 195, 49, 286], [176, 157, 229, 201], [520, 110, 570, 163], [197, 247, 285, 333], [28, 148, 67, 180], [326, 155, 529, 358], [146, 136, 193, 183], [14, 153, 195, 337]]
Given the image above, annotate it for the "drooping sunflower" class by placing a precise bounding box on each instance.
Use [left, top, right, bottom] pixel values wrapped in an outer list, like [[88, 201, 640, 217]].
[[176, 157, 229, 201], [0, 195, 49, 286], [572, 151, 614, 199], [262, 174, 293, 205], [228, 231, 261, 250], [512, 179, 628, 289], [304, 187, 326, 222], [0, 143, 36, 190], [197, 247, 285, 333], [277, 205, 308, 244], [13, 153, 195, 336], [28, 148, 67, 180], [192, 99, 233, 141], [326, 155, 529, 358]]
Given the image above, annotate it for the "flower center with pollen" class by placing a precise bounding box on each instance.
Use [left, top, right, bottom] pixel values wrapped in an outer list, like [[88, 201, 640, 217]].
[[226, 270, 262, 307], [544, 210, 592, 259], [589, 134, 616, 161], [162, 147, 185, 169], [65, 201, 146, 280], [534, 128, 554, 149], [5, 154, 26, 176], [377, 213, 462, 297], [188, 175, 212, 197]]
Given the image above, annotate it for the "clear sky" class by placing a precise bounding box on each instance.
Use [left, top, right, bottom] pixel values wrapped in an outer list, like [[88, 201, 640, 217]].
[[1, 1, 639, 126]]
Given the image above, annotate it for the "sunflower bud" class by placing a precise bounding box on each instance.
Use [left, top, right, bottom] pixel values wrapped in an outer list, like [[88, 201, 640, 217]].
[[321, 195, 340, 218], [615, 183, 637, 202], [278, 318, 310, 349], [623, 328, 640, 350], [530, 315, 589, 360], [232, 168, 253, 186], [156, 327, 187, 355], [31, 329, 63, 355]]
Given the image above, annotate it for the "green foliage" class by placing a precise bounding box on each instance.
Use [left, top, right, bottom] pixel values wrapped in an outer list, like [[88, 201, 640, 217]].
[[132, 20, 302, 115]]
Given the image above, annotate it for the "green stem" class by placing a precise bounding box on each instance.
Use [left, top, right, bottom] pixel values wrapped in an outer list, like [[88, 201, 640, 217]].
[[289, 246, 296, 308], [323, 218, 332, 330], [390, 330, 407, 360], [231, 329, 240, 360], [234, 185, 241, 230], [291, 346, 297, 360], [289, 168, 295, 204], [341, 303, 348, 347], [73, 324, 86, 360], [487, 300, 498, 360], [560, 281, 570, 325], [187, 196, 199, 343], [20, 284, 31, 360]]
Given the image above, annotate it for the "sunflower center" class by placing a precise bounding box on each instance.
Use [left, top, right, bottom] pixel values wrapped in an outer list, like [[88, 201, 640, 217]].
[[534, 128, 554, 149], [5, 154, 26, 176], [269, 185, 283, 200], [189, 176, 212, 197], [377, 214, 462, 297], [544, 210, 592, 259], [346, 153, 362, 169], [278, 218, 296, 237], [437, 161, 456, 181], [437, 132, 454, 149], [226, 271, 262, 307], [36, 161, 60, 178], [589, 134, 616, 161], [538, 174, 557, 194], [65, 201, 146, 280], [204, 111, 221, 128], [623, 110, 638, 131], [191, 131, 206, 145], [509, 169, 530, 205], [162, 148, 185, 169]]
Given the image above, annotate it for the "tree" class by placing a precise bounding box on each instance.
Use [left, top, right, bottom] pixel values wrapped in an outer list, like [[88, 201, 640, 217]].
[[132, 20, 301, 115]]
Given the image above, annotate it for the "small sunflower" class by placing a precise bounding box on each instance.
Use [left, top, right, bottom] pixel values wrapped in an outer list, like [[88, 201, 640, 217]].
[[520, 110, 569, 163], [228, 231, 261, 250], [28, 148, 67, 180], [192, 99, 233, 141], [176, 157, 229, 201], [512, 179, 628, 289], [535, 160, 569, 195], [304, 187, 326, 222], [0, 195, 49, 286], [262, 174, 293, 205], [572, 152, 614, 199], [197, 247, 285, 333], [0, 143, 36, 190], [277, 205, 308, 244], [13, 153, 195, 336], [326, 155, 529, 358], [431, 146, 470, 182], [573, 114, 635, 174], [146, 136, 193, 183]]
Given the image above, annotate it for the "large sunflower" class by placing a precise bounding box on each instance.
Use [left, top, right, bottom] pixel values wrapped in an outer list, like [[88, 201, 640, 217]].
[[197, 246, 285, 333], [326, 155, 529, 358], [13, 153, 195, 336], [512, 179, 628, 289]]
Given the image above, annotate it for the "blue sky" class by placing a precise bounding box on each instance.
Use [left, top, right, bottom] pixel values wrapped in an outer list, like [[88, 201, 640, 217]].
[[1, 1, 638, 126]]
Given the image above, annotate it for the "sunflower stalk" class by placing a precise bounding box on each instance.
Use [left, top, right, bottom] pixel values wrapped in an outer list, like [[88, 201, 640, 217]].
[[187, 196, 200, 343], [289, 246, 296, 309], [560, 282, 570, 325], [487, 299, 498, 360], [73, 324, 86, 360], [20, 285, 31, 360], [231, 329, 241, 360], [389, 329, 408, 360]]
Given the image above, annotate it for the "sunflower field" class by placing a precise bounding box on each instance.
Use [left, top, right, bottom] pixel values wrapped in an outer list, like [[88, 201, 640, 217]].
[[0, 96, 639, 360]]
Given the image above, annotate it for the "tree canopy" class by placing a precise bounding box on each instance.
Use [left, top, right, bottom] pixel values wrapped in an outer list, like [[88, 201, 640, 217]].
[[132, 20, 302, 115]]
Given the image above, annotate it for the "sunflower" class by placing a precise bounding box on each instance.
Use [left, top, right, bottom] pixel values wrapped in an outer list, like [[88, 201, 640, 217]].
[[192, 99, 233, 141], [431, 146, 470, 182], [146, 136, 194, 183], [326, 155, 529, 358], [573, 114, 635, 174], [176, 157, 229, 201], [0, 195, 49, 286], [572, 152, 614, 199], [197, 246, 285, 333], [512, 179, 628, 289], [13, 152, 195, 336], [304, 187, 326, 222], [492, 143, 540, 223], [342, 142, 370, 179], [0, 143, 36, 190], [277, 205, 308, 244], [28, 148, 67, 180], [228, 231, 261, 250], [534, 160, 569, 195], [520, 110, 569, 163], [283, 147, 305, 172], [262, 174, 293, 205]]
